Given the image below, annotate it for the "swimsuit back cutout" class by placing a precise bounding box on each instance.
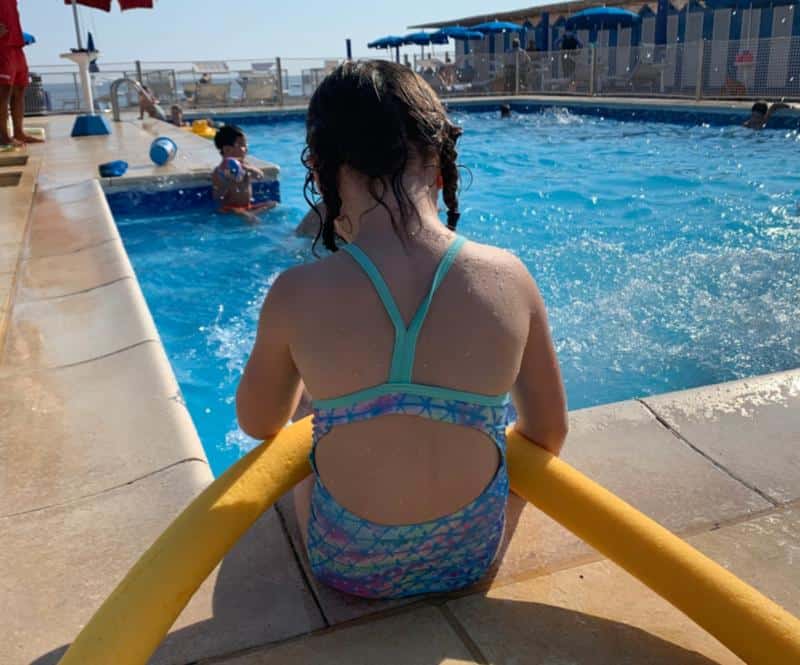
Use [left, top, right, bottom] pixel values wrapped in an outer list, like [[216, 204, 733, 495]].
[[307, 235, 511, 599]]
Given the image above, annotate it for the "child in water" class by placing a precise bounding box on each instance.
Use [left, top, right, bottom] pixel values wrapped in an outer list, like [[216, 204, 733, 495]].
[[236, 61, 568, 599], [212, 124, 276, 222], [742, 100, 790, 130]]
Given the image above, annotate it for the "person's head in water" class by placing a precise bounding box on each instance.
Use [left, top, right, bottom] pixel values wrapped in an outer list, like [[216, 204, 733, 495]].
[[500, 104, 511, 118], [742, 99, 790, 129], [214, 124, 248, 159], [750, 101, 768, 121], [303, 60, 462, 252]]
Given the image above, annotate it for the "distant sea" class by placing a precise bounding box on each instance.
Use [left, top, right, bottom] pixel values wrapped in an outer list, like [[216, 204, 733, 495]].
[[31, 75, 306, 113]]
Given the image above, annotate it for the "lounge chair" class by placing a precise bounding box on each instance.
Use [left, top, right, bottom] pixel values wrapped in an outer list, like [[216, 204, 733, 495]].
[[239, 74, 277, 105], [195, 82, 231, 107], [604, 62, 665, 94]]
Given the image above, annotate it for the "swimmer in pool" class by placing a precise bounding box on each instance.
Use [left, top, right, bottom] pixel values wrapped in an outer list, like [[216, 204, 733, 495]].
[[743, 100, 790, 130], [236, 60, 568, 600], [212, 124, 276, 223]]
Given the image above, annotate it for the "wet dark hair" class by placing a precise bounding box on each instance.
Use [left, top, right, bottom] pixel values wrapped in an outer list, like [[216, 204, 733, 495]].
[[303, 60, 463, 252], [214, 124, 245, 155], [500, 104, 512, 118], [751, 101, 768, 115]]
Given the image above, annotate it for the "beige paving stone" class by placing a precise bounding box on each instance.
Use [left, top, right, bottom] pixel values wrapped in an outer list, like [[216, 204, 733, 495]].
[[687, 503, 800, 616], [448, 557, 743, 665], [0, 241, 21, 274], [29, 114, 275, 191], [643, 371, 800, 503], [0, 283, 10, 347], [0, 341, 205, 515], [25, 181, 118, 259], [2, 277, 158, 369], [1, 463, 324, 665], [150, 507, 325, 665], [448, 505, 800, 665], [210, 606, 475, 665], [35, 177, 102, 205], [488, 400, 770, 587], [17, 237, 133, 301]]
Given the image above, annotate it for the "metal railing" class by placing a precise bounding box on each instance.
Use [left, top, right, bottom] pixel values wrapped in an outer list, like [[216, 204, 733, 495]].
[[23, 56, 366, 115], [438, 37, 800, 101], [23, 39, 800, 116]]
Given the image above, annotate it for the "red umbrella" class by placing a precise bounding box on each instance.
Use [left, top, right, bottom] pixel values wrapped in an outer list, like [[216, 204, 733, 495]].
[[64, 0, 153, 10], [63, 0, 153, 50]]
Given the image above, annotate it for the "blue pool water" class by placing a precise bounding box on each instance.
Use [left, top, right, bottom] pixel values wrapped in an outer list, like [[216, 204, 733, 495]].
[[114, 110, 800, 475]]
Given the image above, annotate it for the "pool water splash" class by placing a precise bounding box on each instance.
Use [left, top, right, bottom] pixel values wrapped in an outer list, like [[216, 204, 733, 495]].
[[114, 111, 800, 475]]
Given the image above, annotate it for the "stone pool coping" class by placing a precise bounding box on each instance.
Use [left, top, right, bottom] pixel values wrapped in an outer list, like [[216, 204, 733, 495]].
[[0, 108, 798, 665]]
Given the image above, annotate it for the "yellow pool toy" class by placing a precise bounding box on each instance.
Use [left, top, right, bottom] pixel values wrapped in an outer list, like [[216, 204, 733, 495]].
[[186, 119, 216, 140], [58, 419, 800, 665]]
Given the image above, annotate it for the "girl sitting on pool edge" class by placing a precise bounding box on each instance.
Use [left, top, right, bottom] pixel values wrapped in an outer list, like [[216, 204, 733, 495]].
[[212, 124, 276, 223], [236, 60, 568, 599]]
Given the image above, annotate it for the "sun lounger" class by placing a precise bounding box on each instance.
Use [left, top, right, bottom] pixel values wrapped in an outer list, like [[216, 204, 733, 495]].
[[195, 82, 231, 107], [239, 74, 277, 105]]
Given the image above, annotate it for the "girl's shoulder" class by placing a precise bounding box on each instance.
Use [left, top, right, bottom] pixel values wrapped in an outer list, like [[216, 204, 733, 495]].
[[459, 238, 535, 283]]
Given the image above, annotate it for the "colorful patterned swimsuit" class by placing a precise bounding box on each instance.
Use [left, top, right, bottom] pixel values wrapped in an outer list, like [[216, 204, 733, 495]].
[[307, 235, 511, 599]]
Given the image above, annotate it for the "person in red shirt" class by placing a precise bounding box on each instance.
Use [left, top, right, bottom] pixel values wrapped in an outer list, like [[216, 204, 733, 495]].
[[0, 0, 42, 145]]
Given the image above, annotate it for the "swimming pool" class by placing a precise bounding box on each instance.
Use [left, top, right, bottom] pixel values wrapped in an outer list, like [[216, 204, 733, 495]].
[[113, 109, 800, 475]]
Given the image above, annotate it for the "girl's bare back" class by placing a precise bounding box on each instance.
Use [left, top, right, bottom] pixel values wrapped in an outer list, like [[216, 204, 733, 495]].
[[281, 229, 539, 524]]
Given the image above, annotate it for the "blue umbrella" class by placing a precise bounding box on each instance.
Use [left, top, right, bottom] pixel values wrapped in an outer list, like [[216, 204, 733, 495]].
[[433, 26, 485, 58], [436, 26, 485, 40], [403, 32, 433, 45], [368, 35, 404, 63], [403, 31, 441, 59], [368, 35, 404, 48], [471, 20, 523, 34], [566, 8, 641, 31]]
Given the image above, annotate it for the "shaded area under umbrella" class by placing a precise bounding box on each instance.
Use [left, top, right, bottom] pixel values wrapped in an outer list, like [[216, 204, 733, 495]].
[[403, 31, 446, 59]]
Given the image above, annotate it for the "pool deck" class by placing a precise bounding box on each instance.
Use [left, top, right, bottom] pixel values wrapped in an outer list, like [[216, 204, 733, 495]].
[[0, 107, 798, 665]]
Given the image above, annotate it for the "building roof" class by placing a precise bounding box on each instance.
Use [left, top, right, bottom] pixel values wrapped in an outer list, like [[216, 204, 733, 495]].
[[410, 1, 674, 29]]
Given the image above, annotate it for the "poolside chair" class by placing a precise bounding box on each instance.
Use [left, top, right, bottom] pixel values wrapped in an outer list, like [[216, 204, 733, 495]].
[[195, 82, 232, 108], [239, 74, 277, 105], [605, 61, 664, 94]]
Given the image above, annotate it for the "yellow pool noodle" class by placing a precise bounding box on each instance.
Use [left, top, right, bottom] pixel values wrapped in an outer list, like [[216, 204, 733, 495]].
[[59, 420, 800, 665], [505, 429, 800, 665]]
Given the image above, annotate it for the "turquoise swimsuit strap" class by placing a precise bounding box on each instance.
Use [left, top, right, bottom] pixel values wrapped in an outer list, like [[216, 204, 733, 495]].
[[342, 236, 466, 383]]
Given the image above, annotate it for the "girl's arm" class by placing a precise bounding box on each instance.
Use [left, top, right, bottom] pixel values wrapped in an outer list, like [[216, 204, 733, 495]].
[[511, 267, 569, 456], [236, 270, 305, 438]]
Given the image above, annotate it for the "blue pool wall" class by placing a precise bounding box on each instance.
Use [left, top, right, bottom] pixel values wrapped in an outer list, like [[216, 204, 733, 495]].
[[105, 179, 280, 215]]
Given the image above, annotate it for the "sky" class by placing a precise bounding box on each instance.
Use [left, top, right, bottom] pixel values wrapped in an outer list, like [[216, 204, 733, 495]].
[[20, 0, 551, 67]]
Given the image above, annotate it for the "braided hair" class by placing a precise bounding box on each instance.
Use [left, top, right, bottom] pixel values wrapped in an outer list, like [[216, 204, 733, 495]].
[[303, 60, 462, 252]]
